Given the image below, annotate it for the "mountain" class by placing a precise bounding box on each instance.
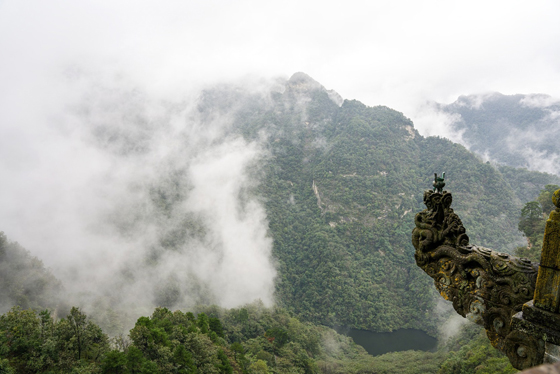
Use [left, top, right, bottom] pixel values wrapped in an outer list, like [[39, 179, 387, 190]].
[[433, 92, 560, 175], [195, 73, 560, 333], [2, 73, 560, 339]]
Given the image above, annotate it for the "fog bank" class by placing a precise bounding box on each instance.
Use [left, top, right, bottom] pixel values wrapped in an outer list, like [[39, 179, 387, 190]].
[[0, 71, 278, 313]]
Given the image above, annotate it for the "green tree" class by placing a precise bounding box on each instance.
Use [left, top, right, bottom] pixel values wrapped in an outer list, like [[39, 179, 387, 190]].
[[216, 349, 233, 374], [518, 201, 544, 240], [0, 358, 16, 374], [248, 359, 268, 374], [209, 317, 224, 338], [537, 184, 560, 213], [197, 313, 209, 334], [230, 342, 244, 361], [101, 350, 127, 374], [0, 307, 42, 372], [0, 306, 109, 373], [173, 344, 197, 373], [265, 327, 289, 349], [126, 345, 146, 374], [184, 333, 219, 373], [59, 307, 109, 362]]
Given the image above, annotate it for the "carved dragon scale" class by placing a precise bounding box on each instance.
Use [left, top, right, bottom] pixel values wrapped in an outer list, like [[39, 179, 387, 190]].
[[412, 189, 546, 369]]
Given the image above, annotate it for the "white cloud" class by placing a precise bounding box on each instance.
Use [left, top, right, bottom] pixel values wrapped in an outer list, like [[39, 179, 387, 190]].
[[411, 102, 466, 141], [520, 94, 560, 108]]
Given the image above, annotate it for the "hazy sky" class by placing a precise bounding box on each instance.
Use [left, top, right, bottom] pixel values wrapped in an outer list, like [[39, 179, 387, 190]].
[[1, 0, 559, 310], [2, 0, 559, 121]]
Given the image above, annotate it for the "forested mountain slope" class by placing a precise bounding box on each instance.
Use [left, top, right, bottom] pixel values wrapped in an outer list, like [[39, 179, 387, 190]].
[[0, 232, 62, 314], [2, 73, 559, 338], [197, 73, 560, 333]]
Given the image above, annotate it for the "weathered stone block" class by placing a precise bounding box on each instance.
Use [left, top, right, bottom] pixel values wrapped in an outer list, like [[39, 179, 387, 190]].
[[540, 211, 560, 270], [523, 301, 560, 333], [534, 267, 560, 313], [512, 311, 560, 346]]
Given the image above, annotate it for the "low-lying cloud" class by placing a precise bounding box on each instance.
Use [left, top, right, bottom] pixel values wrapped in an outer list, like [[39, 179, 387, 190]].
[[408, 101, 466, 142], [0, 71, 277, 317], [414, 93, 560, 176]]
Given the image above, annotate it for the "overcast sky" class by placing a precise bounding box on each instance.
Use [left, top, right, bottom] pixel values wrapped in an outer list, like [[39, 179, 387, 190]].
[[2, 0, 559, 123]]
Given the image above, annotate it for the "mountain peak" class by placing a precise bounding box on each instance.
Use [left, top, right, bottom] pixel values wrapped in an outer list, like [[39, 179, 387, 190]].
[[287, 72, 324, 91], [286, 72, 343, 106]]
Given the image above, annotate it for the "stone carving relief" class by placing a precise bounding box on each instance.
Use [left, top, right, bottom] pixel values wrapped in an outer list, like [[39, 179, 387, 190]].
[[413, 190, 544, 369]]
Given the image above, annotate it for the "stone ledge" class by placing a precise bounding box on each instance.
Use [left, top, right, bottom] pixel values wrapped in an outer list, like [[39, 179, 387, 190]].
[[523, 301, 560, 332], [513, 310, 560, 345]]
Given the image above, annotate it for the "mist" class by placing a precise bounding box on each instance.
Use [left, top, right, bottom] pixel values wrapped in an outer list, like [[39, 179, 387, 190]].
[[417, 92, 560, 176], [0, 69, 279, 317]]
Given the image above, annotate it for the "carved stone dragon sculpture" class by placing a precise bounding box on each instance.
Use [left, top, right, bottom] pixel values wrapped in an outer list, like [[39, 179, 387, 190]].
[[412, 189, 544, 369]]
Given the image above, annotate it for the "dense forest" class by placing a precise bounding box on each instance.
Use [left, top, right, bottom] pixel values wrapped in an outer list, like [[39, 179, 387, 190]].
[[0, 299, 517, 374], [219, 73, 560, 333], [1, 73, 559, 372]]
